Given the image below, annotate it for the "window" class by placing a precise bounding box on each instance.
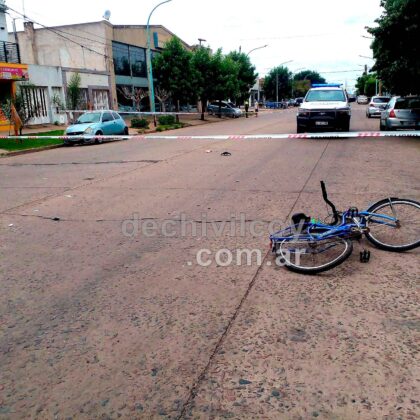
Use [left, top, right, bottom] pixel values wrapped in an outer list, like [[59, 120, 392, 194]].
[[112, 42, 147, 78], [130, 46, 146, 78], [102, 112, 114, 122], [21, 86, 48, 118], [112, 112, 121, 120], [306, 90, 346, 102], [373, 97, 390, 103], [116, 84, 134, 110], [113, 42, 130, 76], [395, 97, 420, 109], [77, 112, 102, 123], [92, 89, 110, 110]]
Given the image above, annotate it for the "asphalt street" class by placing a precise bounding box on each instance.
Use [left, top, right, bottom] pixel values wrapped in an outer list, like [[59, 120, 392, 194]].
[[1, 105, 419, 419]]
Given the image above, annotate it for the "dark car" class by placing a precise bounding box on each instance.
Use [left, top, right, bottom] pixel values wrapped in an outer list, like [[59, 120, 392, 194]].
[[380, 96, 420, 131], [295, 97, 304, 106], [207, 101, 242, 117]]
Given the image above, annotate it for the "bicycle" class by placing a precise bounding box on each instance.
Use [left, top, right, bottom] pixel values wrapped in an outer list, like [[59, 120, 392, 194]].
[[270, 181, 420, 274]]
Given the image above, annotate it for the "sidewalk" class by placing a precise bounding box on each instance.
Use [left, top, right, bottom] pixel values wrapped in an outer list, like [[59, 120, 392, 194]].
[[0, 124, 63, 136]]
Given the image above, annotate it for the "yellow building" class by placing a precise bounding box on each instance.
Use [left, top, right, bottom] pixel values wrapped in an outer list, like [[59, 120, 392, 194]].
[[0, 43, 29, 133]]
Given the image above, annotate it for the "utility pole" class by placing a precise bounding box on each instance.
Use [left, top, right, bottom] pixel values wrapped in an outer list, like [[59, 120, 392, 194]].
[[276, 72, 279, 104]]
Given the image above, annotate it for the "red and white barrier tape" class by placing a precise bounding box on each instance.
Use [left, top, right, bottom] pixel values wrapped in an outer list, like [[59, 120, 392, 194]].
[[0, 131, 419, 141]]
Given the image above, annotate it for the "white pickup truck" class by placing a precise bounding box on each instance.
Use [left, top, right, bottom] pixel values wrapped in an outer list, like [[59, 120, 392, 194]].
[[296, 84, 354, 133]]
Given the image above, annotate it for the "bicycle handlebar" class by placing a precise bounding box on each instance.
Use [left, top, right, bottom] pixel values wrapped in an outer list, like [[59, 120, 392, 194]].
[[320, 181, 339, 225]]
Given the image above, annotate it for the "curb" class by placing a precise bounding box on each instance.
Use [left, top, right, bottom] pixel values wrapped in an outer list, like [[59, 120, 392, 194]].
[[0, 144, 64, 158]]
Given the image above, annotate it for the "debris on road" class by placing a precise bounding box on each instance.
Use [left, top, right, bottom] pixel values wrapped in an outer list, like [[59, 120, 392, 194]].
[[221, 151, 231, 156]]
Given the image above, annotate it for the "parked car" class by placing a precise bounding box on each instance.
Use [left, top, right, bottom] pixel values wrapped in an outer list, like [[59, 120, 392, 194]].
[[380, 96, 420, 131], [357, 95, 368, 104], [65, 110, 129, 145], [366, 96, 391, 118], [207, 101, 242, 117], [295, 97, 304, 106]]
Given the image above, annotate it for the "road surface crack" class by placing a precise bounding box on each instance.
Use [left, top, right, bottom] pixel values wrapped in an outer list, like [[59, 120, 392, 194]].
[[177, 139, 331, 419]]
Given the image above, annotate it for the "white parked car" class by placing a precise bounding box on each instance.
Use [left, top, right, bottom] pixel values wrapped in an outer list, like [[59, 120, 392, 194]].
[[366, 96, 391, 118], [357, 95, 368, 104]]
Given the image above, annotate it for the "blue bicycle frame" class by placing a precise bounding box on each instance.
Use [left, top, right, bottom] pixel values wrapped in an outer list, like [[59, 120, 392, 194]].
[[270, 208, 399, 244]]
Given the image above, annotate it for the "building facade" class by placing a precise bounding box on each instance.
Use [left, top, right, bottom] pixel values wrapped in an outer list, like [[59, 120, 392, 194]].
[[8, 19, 189, 124], [0, 0, 29, 132]]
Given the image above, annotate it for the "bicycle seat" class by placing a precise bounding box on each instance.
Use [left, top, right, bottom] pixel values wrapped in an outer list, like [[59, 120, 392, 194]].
[[292, 213, 311, 226]]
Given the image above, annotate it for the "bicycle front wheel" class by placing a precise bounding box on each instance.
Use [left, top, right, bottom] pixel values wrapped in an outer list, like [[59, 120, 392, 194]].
[[277, 235, 353, 274], [365, 198, 420, 251]]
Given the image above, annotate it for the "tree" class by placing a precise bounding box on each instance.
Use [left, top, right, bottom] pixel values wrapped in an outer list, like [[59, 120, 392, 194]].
[[67, 73, 82, 110], [293, 70, 326, 85], [292, 70, 326, 96], [368, 0, 420, 94], [226, 51, 258, 105], [191, 47, 239, 120], [13, 86, 35, 134], [263, 66, 292, 101], [154, 87, 170, 112], [191, 46, 214, 120], [118, 86, 148, 111], [355, 73, 377, 96], [0, 84, 38, 135], [292, 80, 311, 98], [153, 37, 196, 117]]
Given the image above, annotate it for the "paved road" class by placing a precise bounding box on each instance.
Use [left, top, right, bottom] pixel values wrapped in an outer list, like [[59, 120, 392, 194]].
[[1, 105, 419, 419]]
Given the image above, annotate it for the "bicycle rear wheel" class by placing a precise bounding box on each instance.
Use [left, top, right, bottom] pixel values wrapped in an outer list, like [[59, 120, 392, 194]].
[[365, 198, 420, 251], [277, 235, 353, 274]]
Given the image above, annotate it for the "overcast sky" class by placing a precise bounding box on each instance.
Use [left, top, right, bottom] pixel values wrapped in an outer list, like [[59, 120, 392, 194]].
[[5, 0, 383, 91]]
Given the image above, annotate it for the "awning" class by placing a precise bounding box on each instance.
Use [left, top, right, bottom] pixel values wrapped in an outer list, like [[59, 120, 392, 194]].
[[0, 63, 29, 81]]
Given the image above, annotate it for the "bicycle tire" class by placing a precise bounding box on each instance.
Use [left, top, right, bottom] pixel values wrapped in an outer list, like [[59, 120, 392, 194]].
[[365, 198, 420, 252], [276, 235, 353, 274]]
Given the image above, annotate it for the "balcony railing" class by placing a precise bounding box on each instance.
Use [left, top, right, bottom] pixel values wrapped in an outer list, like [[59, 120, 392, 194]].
[[0, 41, 21, 64]]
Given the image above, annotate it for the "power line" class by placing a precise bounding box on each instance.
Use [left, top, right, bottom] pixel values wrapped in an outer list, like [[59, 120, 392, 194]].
[[6, 6, 112, 61], [239, 33, 334, 41], [318, 69, 362, 73], [6, 7, 159, 58]]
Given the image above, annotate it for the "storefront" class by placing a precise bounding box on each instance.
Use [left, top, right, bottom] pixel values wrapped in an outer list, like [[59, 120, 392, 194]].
[[0, 62, 29, 132]]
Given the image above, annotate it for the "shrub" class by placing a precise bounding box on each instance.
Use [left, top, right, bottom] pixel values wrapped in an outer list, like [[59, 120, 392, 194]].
[[158, 115, 176, 126], [131, 118, 149, 129]]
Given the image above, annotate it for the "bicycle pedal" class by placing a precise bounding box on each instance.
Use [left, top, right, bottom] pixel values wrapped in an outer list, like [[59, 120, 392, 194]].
[[360, 250, 371, 263]]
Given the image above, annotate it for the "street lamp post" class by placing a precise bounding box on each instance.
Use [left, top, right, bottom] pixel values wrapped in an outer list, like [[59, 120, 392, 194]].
[[245, 45, 268, 103], [246, 44, 268, 57], [146, 0, 173, 113], [275, 60, 293, 105], [358, 55, 380, 95]]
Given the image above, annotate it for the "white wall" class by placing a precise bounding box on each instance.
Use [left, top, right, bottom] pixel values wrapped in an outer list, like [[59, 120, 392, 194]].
[[0, 0, 7, 43], [13, 21, 111, 72], [18, 64, 67, 125], [65, 71, 108, 89]]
